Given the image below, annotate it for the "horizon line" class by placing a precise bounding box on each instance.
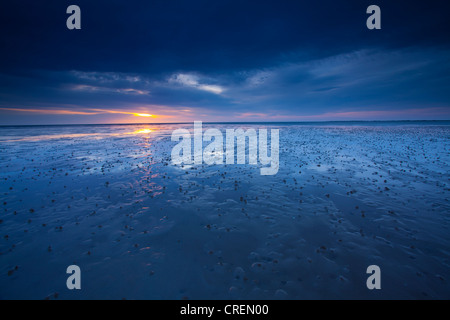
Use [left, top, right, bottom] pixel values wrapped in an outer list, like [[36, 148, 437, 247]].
[[1, 119, 450, 127]]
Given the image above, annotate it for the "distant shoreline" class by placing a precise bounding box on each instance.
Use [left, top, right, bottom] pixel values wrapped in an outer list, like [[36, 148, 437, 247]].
[[1, 120, 450, 128]]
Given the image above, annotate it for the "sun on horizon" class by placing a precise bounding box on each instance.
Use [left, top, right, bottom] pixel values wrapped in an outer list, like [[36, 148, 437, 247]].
[[133, 113, 154, 118]]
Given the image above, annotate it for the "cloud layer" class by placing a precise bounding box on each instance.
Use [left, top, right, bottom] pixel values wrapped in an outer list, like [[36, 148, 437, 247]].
[[0, 1, 449, 124]]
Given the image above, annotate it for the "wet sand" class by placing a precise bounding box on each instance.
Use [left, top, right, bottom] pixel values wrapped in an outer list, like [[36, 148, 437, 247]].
[[0, 122, 449, 299]]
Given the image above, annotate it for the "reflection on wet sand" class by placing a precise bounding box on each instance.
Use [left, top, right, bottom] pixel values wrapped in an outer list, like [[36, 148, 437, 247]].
[[0, 126, 156, 142]]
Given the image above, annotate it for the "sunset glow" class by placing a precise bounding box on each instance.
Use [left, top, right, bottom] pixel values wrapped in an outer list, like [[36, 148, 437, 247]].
[[0, 2, 449, 126], [134, 113, 154, 118], [133, 129, 152, 134]]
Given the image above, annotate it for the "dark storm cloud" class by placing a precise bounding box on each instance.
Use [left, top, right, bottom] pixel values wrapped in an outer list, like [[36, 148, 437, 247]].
[[2, 0, 450, 73], [0, 0, 449, 123]]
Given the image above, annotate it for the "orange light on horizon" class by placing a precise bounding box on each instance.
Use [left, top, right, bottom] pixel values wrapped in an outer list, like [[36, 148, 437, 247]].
[[134, 113, 154, 118]]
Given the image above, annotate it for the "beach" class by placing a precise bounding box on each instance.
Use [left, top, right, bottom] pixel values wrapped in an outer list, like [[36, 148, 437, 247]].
[[0, 122, 449, 299]]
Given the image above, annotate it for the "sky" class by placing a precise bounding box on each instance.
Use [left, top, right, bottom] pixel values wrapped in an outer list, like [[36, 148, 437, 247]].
[[0, 0, 449, 124]]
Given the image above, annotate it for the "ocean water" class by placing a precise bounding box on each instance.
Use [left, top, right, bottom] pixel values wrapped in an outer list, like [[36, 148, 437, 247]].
[[0, 122, 449, 299]]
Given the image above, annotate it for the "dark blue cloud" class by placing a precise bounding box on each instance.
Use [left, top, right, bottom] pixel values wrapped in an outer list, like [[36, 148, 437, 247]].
[[0, 0, 449, 124]]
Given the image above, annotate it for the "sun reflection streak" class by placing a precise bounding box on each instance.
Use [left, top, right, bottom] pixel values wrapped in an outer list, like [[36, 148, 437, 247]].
[[133, 129, 153, 134]]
